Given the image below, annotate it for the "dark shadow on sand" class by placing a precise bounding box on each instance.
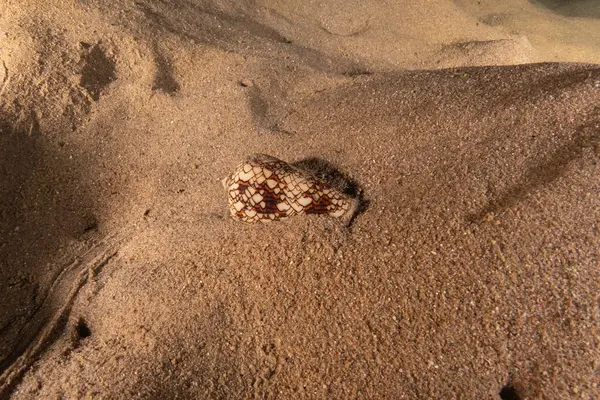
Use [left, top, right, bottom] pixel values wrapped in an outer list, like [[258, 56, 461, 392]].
[[467, 105, 600, 222], [0, 114, 96, 395], [531, 0, 600, 18]]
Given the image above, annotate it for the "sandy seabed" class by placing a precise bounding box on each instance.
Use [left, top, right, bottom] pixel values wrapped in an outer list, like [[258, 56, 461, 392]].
[[1, 0, 599, 399]]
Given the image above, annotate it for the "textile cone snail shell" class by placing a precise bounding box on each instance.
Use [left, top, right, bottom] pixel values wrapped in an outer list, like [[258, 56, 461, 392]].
[[222, 154, 359, 223]]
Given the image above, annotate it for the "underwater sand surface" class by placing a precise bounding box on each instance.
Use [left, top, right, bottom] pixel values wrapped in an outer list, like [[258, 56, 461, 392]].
[[1, 0, 599, 398]]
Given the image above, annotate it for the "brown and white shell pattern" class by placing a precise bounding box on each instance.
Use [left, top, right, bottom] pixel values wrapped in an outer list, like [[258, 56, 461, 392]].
[[222, 154, 358, 223]]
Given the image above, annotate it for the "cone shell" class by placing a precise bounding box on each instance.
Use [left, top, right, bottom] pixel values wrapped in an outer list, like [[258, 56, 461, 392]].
[[222, 154, 358, 223]]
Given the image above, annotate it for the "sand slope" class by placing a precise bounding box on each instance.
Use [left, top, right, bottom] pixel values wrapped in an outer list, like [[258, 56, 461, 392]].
[[1, 0, 599, 399]]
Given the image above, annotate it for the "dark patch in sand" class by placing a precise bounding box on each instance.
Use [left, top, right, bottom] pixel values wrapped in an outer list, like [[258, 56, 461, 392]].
[[75, 318, 92, 339], [532, 0, 600, 19], [499, 384, 521, 400], [151, 49, 180, 95], [80, 43, 116, 101]]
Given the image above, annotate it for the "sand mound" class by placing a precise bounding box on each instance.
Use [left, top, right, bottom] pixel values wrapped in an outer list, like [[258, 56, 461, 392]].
[[433, 37, 535, 68], [1, 0, 600, 399]]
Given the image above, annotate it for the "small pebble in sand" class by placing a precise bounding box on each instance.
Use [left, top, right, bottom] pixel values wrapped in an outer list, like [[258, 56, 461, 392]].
[[222, 154, 358, 223]]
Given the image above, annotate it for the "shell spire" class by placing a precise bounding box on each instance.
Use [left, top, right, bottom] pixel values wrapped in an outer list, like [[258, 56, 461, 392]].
[[222, 154, 358, 223]]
